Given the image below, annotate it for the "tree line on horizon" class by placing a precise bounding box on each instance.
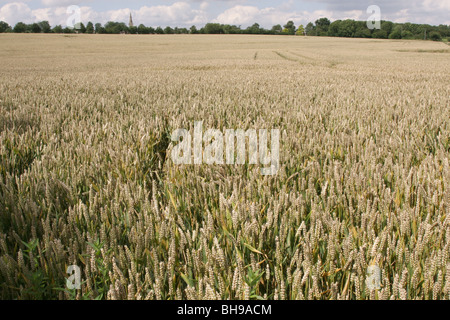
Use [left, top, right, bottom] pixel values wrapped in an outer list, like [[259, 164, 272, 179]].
[[0, 18, 448, 41]]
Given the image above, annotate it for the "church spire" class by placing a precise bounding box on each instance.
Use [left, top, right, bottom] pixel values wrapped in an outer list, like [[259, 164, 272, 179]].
[[129, 12, 134, 28]]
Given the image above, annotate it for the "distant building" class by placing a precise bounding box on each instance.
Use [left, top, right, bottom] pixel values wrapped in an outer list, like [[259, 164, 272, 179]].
[[129, 13, 134, 28]]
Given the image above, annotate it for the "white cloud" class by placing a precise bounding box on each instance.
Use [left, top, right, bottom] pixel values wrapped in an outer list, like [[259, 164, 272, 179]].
[[0, 1, 210, 27], [0, 0, 448, 27], [0, 2, 33, 24], [214, 5, 262, 25], [200, 1, 209, 11], [126, 2, 209, 27], [304, 0, 450, 25], [70, 2, 211, 27], [214, 5, 359, 28], [41, 0, 87, 7]]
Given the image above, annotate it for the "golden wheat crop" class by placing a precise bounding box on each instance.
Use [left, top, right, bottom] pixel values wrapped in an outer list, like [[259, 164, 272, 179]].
[[0, 33, 449, 300]]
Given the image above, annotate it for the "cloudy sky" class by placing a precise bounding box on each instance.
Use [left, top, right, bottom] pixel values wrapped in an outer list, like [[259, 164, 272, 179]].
[[0, 0, 449, 28]]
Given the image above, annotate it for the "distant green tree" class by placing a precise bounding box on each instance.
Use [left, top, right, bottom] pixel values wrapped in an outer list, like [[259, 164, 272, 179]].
[[402, 30, 414, 39], [438, 24, 450, 37], [354, 24, 371, 38], [328, 19, 362, 37], [86, 22, 94, 34], [7, 17, 441, 40], [31, 23, 41, 33], [429, 31, 442, 41], [164, 26, 174, 34], [271, 24, 282, 34], [52, 25, 63, 33], [38, 21, 51, 33], [305, 22, 315, 35], [296, 24, 305, 36], [138, 24, 150, 34], [223, 24, 241, 34], [402, 22, 417, 35], [190, 25, 198, 34], [340, 19, 358, 37], [204, 23, 224, 34], [315, 17, 330, 35], [78, 22, 86, 33], [372, 29, 388, 39], [381, 21, 394, 36], [389, 25, 402, 39], [283, 20, 296, 35], [95, 23, 105, 34], [104, 21, 128, 34], [0, 21, 10, 33], [246, 23, 261, 34], [63, 27, 74, 34], [328, 20, 341, 36]]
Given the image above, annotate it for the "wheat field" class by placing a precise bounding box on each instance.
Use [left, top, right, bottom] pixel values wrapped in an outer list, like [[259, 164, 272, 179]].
[[0, 34, 449, 300]]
